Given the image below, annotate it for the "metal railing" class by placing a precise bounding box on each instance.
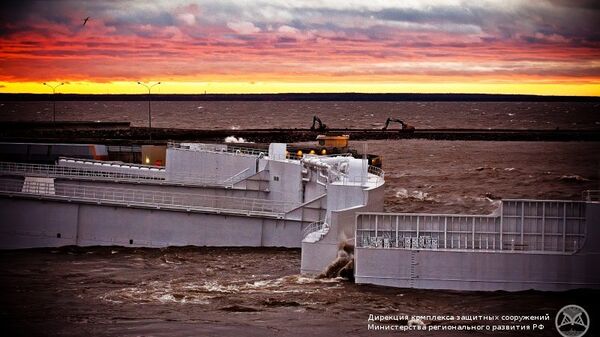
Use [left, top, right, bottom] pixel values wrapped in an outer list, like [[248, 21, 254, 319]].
[[0, 161, 253, 188], [0, 161, 164, 181], [169, 142, 268, 157], [356, 199, 587, 254], [302, 220, 328, 240], [164, 171, 255, 187], [0, 179, 296, 216], [59, 157, 162, 171], [368, 165, 385, 179], [222, 168, 253, 185], [583, 190, 600, 201], [330, 165, 385, 186], [335, 173, 384, 186]]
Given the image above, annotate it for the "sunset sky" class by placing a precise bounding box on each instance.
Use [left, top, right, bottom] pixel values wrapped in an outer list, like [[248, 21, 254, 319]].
[[0, 0, 599, 95]]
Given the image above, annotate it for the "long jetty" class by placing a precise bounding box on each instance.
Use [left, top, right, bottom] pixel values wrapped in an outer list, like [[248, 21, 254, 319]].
[[0, 122, 598, 144]]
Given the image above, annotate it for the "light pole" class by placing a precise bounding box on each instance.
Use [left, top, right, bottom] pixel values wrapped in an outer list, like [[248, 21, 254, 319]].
[[137, 81, 161, 141], [43, 82, 65, 123]]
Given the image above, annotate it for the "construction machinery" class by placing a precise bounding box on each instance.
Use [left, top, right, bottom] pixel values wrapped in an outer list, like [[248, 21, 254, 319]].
[[382, 117, 415, 131], [310, 115, 328, 131]]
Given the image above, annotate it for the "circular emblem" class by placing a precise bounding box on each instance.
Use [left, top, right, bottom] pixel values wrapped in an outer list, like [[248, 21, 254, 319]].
[[555, 304, 590, 337]]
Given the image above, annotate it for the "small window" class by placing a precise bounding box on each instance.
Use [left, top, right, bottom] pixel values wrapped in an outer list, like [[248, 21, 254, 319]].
[[273, 176, 279, 181], [318, 140, 325, 146]]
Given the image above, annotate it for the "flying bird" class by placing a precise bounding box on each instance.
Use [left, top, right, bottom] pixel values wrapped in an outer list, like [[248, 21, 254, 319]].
[[82, 17, 90, 26]]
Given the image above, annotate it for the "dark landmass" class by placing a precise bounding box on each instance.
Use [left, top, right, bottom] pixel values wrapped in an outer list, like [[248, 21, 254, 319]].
[[0, 121, 598, 144], [1, 93, 599, 102]]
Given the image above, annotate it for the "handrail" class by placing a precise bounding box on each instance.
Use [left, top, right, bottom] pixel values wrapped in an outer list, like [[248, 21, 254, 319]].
[[0, 161, 252, 187], [302, 220, 328, 240], [222, 168, 252, 185], [582, 190, 600, 201], [58, 157, 163, 170], [335, 174, 384, 186], [0, 161, 164, 180], [0, 179, 296, 215], [368, 165, 385, 178], [169, 142, 268, 157]]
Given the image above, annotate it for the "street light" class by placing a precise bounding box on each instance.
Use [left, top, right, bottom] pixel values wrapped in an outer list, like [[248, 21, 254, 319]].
[[137, 81, 161, 140], [43, 82, 65, 123]]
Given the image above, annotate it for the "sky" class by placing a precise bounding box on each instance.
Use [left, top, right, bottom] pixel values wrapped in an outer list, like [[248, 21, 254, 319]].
[[0, 0, 599, 95]]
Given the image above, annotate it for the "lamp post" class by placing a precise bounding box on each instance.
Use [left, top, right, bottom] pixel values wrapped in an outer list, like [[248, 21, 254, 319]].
[[137, 81, 161, 141], [43, 82, 65, 123]]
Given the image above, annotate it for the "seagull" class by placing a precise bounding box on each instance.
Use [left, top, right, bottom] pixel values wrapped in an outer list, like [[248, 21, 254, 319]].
[[83, 17, 90, 26]]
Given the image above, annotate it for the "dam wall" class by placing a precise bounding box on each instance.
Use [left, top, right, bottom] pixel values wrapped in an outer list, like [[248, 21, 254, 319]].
[[0, 197, 307, 249], [354, 200, 600, 291], [300, 182, 385, 274]]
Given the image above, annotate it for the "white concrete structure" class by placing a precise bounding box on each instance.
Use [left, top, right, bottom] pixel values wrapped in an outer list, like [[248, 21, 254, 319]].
[[0, 142, 384, 250], [300, 154, 386, 274], [353, 199, 600, 291]]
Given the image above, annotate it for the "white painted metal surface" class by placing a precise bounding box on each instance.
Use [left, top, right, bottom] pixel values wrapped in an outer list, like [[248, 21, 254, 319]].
[[0, 178, 295, 217], [0, 161, 252, 187], [357, 200, 587, 254], [353, 200, 599, 291], [302, 220, 329, 242]]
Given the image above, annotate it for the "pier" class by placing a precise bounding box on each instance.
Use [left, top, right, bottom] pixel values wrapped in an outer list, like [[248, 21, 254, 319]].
[[0, 121, 599, 144]]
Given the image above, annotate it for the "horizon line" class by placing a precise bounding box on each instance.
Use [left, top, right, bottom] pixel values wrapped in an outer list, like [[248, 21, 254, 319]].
[[1, 92, 599, 97]]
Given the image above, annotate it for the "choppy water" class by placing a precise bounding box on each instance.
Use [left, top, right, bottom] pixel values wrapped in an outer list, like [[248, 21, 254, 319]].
[[0, 101, 599, 336], [0, 101, 599, 130], [362, 140, 600, 214], [1, 247, 598, 337]]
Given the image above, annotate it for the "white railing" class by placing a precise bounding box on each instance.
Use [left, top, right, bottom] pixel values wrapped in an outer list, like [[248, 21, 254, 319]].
[[583, 190, 600, 201], [0, 161, 252, 188], [285, 153, 353, 161], [58, 157, 162, 171], [165, 171, 254, 187], [0, 161, 164, 181], [169, 142, 268, 157], [368, 165, 385, 179], [221, 168, 254, 185], [335, 173, 384, 186], [331, 165, 385, 186], [302, 220, 329, 242], [356, 199, 587, 254], [0, 179, 296, 216]]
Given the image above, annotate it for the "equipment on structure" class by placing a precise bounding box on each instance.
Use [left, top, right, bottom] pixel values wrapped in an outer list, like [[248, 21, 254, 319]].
[[316, 134, 349, 150], [382, 118, 415, 131], [310, 116, 328, 131], [283, 133, 382, 168]]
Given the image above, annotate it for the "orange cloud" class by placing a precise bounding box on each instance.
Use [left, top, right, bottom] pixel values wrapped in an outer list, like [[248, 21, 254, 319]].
[[0, 1, 598, 95]]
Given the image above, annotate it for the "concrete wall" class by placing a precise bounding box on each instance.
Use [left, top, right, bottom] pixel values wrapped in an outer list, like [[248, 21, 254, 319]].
[[303, 170, 327, 203], [325, 184, 365, 223], [300, 183, 385, 274], [354, 202, 600, 291], [355, 248, 600, 291], [0, 197, 307, 249], [233, 170, 270, 192], [285, 194, 327, 223], [166, 148, 257, 181], [0, 198, 79, 248], [266, 160, 303, 204], [583, 202, 600, 254]]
